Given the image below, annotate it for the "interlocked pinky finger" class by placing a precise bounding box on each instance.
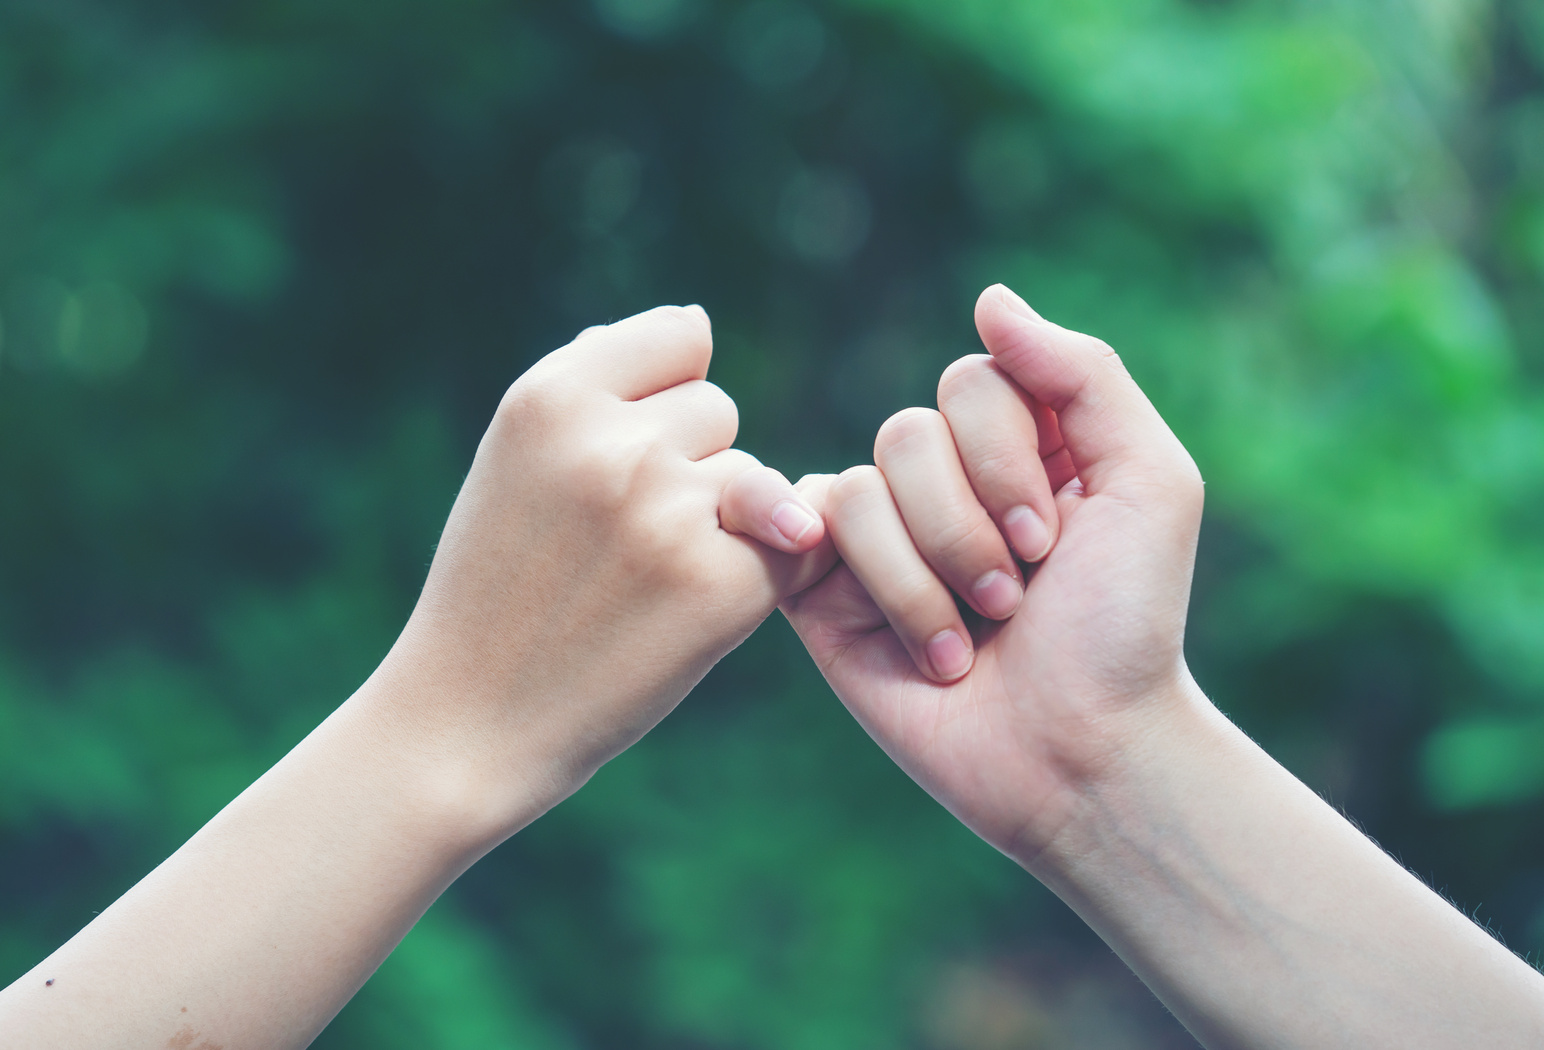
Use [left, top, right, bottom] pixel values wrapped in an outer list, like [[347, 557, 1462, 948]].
[[717, 457, 826, 554]]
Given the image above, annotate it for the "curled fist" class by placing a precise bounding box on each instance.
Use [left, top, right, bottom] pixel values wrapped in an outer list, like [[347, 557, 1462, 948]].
[[377, 305, 836, 834]]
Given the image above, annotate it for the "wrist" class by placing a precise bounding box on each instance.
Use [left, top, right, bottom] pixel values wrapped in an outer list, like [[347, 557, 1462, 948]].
[[1012, 668, 1232, 882], [339, 655, 581, 860]]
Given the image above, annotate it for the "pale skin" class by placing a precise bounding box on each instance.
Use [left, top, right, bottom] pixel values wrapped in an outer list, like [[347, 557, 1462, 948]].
[[783, 284, 1544, 1048], [5, 287, 1544, 1050], [0, 304, 837, 1049]]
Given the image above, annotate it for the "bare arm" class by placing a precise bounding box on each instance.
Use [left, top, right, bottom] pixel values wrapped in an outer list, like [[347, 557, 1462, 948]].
[[785, 284, 1544, 1048], [0, 304, 834, 1049], [0, 684, 498, 1049], [1035, 680, 1543, 1048]]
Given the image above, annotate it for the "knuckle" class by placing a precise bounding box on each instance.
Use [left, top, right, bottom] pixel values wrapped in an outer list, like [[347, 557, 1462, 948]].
[[1074, 331, 1117, 359], [936, 354, 996, 405], [826, 465, 886, 520], [1082, 334, 1130, 377], [718, 448, 762, 478], [961, 434, 1030, 490], [1122, 450, 1205, 519], [976, 447, 1027, 490], [927, 511, 1001, 568], [1173, 453, 1206, 512], [701, 381, 739, 432], [650, 304, 713, 351], [874, 406, 943, 461], [495, 371, 574, 433], [887, 570, 949, 627]]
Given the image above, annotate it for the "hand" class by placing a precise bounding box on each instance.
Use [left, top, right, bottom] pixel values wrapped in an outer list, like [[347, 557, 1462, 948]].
[[0, 304, 838, 1050], [374, 304, 835, 834], [782, 285, 1203, 865]]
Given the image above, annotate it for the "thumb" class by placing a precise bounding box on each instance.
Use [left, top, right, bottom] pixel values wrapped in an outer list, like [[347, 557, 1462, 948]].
[[974, 284, 1197, 500]]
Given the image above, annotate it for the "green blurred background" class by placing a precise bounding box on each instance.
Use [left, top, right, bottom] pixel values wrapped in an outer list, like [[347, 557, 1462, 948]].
[[3, 0, 1544, 1046]]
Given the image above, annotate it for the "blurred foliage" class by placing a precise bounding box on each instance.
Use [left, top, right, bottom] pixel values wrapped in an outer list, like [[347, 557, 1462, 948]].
[[3, 0, 1544, 1046]]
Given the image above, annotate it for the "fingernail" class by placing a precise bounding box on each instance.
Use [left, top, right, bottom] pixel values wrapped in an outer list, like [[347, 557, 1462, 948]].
[[926, 629, 973, 681], [771, 499, 818, 546], [1005, 505, 1051, 562], [971, 570, 1023, 619], [998, 285, 1042, 322]]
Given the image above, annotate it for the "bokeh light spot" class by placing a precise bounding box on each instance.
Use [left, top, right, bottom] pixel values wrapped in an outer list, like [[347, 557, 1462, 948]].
[[593, 0, 699, 42], [727, 2, 828, 92], [776, 166, 870, 264], [0, 278, 147, 380], [58, 283, 149, 380]]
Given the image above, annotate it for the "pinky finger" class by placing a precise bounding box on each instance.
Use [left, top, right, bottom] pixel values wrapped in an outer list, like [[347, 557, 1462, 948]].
[[720, 463, 827, 553]]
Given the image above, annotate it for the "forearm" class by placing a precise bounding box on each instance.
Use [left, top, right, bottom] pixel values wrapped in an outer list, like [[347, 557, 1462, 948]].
[[1028, 677, 1544, 1050], [0, 303, 820, 1049], [0, 671, 525, 1050]]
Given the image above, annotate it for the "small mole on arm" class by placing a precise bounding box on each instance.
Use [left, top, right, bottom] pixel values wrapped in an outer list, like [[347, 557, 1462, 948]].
[[182, 1006, 188, 1012]]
